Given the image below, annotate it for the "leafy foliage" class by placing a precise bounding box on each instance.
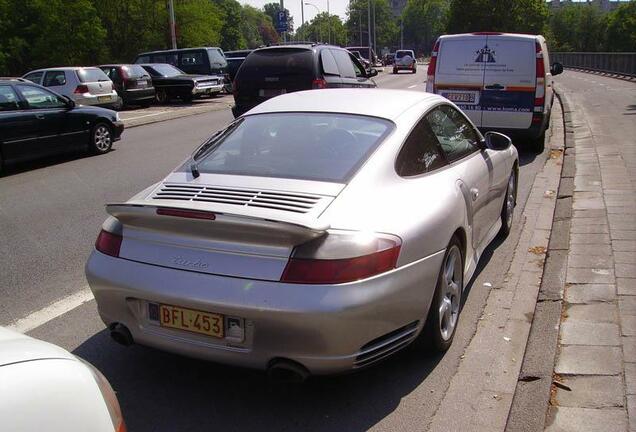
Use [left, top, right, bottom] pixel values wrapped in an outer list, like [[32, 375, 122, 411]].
[[402, 0, 449, 55], [447, 0, 548, 34], [296, 13, 348, 46], [345, 0, 399, 51]]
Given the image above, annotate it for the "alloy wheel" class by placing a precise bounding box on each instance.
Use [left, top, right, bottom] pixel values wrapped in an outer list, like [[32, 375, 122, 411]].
[[505, 173, 516, 230], [439, 245, 462, 341], [94, 125, 111, 152]]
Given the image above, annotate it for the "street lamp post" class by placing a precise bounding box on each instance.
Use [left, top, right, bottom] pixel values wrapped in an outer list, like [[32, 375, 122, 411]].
[[304, 2, 323, 42]]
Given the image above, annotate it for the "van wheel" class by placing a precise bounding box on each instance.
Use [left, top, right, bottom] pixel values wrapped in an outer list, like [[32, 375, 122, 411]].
[[531, 132, 545, 154], [420, 236, 464, 353]]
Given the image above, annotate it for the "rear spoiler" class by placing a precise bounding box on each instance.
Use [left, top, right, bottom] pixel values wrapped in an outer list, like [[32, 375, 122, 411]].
[[105, 200, 329, 243]]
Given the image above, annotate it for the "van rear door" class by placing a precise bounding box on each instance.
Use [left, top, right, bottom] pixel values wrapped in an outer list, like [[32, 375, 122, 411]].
[[481, 35, 536, 130], [435, 35, 487, 126]]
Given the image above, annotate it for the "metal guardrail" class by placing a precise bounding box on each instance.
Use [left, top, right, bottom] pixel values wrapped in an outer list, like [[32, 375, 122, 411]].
[[551, 52, 636, 77]]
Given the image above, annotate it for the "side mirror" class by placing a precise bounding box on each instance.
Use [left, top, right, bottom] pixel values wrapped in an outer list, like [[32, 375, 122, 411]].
[[60, 95, 75, 109], [367, 68, 378, 78], [484, 131, 512, 151], [551, 62, 563, 76]]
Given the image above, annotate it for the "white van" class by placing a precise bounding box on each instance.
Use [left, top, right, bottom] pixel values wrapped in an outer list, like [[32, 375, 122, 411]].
[[425, 33, 563, 152]]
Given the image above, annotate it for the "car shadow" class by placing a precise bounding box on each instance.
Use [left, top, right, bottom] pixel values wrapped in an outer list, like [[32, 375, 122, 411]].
[[73, 329, 444, 432], [0, 149, 115, 177]]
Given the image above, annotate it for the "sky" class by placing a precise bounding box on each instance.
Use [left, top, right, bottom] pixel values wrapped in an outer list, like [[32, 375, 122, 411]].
[[238, 0, 350, 28]]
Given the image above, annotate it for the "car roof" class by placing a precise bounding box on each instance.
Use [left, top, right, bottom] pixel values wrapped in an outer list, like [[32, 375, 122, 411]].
[[245, 89, 443, 122], [440, 32, 542, 41], [25, 67, 101, 72], [138, 47, 221, 55]]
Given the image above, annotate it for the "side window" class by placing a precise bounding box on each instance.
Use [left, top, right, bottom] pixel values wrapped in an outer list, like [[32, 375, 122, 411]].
[[23, 71, 44, 84], [16, 85, 66, 109], [320, 50, 339, 76], [426, 105, 480, 162], [349, 54, 366, 77], [332, 49, 356, 78], [0, 86, 21, 111], [396, 118, 447, 177], [180, 51, 205, 66], [43, 71, 66, 87], [135, 55, 150, 64]]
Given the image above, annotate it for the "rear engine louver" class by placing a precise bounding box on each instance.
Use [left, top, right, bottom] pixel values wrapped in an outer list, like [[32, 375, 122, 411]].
[[152, 183, 322, 214]]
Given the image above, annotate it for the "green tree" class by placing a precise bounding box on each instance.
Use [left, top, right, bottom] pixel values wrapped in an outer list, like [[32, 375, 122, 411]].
[[447, 0, 548, 34], [346, 0, 399, 51], [214, 0, 246, 50], [606, 2, 636, 52], [296, 13, 347, 46], [240, 5, 279, 48], [174, 0, 223, 47], [402, 0, 449, 55], [547, 4, 606, 52]]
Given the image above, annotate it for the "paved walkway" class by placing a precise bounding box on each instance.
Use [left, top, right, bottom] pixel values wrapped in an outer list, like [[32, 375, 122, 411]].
[[546, 73, 636, 431]]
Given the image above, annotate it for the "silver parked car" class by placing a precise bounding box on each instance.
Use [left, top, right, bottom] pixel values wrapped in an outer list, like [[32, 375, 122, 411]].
[[22, 67, 120, 109], [86, 89, 518, 378]]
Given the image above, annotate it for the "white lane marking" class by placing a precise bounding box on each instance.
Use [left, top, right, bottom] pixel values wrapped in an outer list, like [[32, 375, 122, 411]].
[[7, 287, 94, 334], [408, 84, 418, 89]]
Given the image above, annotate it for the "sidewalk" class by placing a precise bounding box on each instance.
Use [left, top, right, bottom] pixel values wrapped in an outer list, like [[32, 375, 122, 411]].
[[544, 88, 636, 431]]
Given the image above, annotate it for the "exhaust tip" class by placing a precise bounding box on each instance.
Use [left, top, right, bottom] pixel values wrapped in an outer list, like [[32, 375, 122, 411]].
[[109, 323, 134, 346], [267, 358, 310, 384]]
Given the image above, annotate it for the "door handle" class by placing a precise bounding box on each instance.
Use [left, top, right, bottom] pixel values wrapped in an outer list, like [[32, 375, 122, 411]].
[[35, 113, 45, 119], [470, 188, 479, 201], [485, 84, 505, 90]]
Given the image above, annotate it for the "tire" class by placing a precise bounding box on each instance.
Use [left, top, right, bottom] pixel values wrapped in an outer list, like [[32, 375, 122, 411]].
[[90, 122, 113, 154], [531, 131, 545, 153], [421, 236, 464, 353], [138, 101, 152, 108], [182, 94, 193, 103], [499, 170, 517, 238], [155, 89, 168, 104], [0, 151, 4, 176], [393, 68, 398, 74]]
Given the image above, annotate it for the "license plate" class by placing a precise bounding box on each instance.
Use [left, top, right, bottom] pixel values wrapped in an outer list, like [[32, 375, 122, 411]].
[[159, 304, 224, 338], [440, 91, 478, 104], [97, 95, 111, 103], [259, 89, 286, 97]]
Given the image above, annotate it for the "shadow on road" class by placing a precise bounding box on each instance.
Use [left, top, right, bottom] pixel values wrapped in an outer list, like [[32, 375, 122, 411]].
[[74, 332, 443, 432], [0, 149, 116, 178]]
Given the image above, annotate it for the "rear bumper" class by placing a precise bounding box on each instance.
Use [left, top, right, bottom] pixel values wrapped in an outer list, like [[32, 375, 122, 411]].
[[85, 249, 445, 374], [74, 92, 121, 109], [192, 83, 224, 96], [479, 113, 548, 141], [394, 64, 416, 70]]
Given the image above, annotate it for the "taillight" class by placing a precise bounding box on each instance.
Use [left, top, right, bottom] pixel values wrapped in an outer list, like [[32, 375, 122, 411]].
[[426, 40, 439, 93], [95, 230, 122, 257], [156, 208, 216, 220], [280, 232, 401, 284], [312, 78, 327, 89], [534, 41, 545, 112], [74, 85, 89, 94]]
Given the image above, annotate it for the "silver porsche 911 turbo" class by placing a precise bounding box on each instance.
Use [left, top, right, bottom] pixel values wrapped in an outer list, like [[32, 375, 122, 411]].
[[86, 89, 518, 378]]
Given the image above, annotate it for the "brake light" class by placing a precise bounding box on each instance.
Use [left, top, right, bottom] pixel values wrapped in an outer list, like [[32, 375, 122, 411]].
[[95, 230, 122, 257], [426, 40, 439, 93], [74, 85, 89, 94], [280, 232, 401, 284], [534, 41, 545, 111], [312, 78, 327, 89], [156, 208, 216, 220]]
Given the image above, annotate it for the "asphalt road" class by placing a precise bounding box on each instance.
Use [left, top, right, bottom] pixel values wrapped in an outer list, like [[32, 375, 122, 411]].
[[1, 68, 549, 431]]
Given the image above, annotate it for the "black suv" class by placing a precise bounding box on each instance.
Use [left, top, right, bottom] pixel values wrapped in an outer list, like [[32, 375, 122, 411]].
[[232, 44, 378, 117], [0, 79, 123, 173]]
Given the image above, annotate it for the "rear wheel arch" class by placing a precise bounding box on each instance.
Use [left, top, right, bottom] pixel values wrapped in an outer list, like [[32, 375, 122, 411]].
[[451, 227, 467, 267]]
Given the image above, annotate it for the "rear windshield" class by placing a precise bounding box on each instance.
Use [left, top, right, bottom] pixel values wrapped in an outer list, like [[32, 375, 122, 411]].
[[147, 64, 184, 77], [77, 68, 110, 82], [122, 65, 148, 78], [240, 49, 314, 78], [208, 48, 226, 65], [194, 113, 393, 183], [396, 51, 413, 58]]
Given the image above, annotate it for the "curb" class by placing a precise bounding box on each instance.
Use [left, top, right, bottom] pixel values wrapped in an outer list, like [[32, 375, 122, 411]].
[[505, 88, 574, 432], [565, 67, 636, 83]]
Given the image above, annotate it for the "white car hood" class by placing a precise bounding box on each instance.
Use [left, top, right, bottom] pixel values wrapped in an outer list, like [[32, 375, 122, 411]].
[[0, 327, 74, 367]]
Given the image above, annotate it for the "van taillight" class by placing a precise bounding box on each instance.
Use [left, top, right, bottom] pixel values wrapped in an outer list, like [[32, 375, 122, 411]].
[[426, 40, 439, 93], [74, 85, 89, 94], [534, 41, 546, 112], [95, 230, 122, 257], [312, 78, 327, 89]]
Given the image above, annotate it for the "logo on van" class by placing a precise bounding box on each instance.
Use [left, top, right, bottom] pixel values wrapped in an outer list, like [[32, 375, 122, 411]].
[[475, 45, 496, 63]]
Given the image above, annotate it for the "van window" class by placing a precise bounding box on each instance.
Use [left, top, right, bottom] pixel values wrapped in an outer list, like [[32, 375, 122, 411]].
[[332, 49, 356, 78], [153, 53, 178, 66], [208, 48, 226, 65], [135, 55, 150, 64], [180, 51, 206, 67], [321, 50, 339, 76]]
